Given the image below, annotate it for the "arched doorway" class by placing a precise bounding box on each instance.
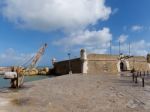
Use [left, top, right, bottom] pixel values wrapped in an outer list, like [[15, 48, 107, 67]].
[[120, 61, 127, 71], [120, 62, 124, 71]]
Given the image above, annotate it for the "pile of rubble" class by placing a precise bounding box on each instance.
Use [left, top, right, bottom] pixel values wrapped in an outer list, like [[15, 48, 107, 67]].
[[18, 67, 50, 76]]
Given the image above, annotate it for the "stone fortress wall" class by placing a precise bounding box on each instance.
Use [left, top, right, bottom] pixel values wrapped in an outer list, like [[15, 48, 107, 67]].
[[128, 57, 149, 71], [52, 49, 150, 75], [87, 54, 119, 74], [53, 58, 82, 75]]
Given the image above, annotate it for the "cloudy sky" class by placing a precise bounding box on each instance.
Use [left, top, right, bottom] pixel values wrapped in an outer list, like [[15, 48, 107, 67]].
[[0, 0, 150, 66]]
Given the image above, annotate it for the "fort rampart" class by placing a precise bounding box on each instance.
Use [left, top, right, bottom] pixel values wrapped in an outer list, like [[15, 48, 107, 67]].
[[52, 49, 150, 75]]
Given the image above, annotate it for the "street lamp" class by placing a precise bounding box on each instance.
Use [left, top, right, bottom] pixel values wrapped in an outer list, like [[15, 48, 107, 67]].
[[68, 53, 72, 74], [133, 56, 135, 70]]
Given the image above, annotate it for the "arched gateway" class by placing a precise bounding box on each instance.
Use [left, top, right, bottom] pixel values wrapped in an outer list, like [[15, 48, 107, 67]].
[[120, 61, 127, 71], [117, 60, 130, 72]]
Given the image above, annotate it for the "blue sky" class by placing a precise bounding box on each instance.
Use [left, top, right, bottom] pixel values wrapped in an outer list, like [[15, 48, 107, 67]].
[[0, 0, 150, 66]]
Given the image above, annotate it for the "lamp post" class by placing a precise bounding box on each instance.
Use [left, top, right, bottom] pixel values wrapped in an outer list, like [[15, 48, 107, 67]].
[[110, 40, 112, 55], [132, 56, 135, 71], [68, 53, 72, 74], [128, 42, 131, 56], [119, 40, 121, 55]]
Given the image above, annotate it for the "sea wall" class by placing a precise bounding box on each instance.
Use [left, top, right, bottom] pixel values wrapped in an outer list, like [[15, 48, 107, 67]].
[[53, 58, 82, 75]]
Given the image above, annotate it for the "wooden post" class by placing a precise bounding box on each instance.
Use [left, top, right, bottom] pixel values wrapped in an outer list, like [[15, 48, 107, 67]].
[[110, 40, 112, 55], [135, 74, 138, 83], [16, 73, 19, 88], [144, 71, 145, 77], [11, 79, 15, 88], [132, 72, 135, 82], [16, 67, 20, 88], [140, 71, 141, 77], [142, 77, 145, 87]]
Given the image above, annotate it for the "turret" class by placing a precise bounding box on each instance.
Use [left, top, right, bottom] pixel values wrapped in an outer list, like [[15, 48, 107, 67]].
[[80, 49, 88, 74], [80, 49, 87, 61], [52, 58, 56, 66]]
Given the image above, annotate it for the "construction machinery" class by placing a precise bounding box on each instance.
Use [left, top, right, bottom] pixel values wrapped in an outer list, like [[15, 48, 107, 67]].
[[4, 43, 48, 88], [29, 43, 47, 69], [22, 43, 48, 75]]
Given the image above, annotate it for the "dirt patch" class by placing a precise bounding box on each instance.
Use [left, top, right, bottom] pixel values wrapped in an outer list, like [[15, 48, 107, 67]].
[[11, 97, 33, 106]]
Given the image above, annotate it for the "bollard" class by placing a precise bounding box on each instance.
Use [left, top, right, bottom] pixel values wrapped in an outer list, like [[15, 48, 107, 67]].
[[135, 74, 138, 83], [144, 71, 145, 77], [140, 71, 141, 77], [147, 71, 149, 76], [16, 74, 19, 88], [132, 72, 135, 82], [142, 77, 145, 87], [137, 72, 139, 77]]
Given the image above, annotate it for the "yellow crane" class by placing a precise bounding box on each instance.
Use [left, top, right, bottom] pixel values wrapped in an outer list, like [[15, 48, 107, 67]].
[[29, 43, 47, 69], [4, 43, 48, 88]]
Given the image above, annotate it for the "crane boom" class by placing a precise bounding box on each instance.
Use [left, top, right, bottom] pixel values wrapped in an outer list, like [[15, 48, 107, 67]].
[[29, 43, 47, 69], [3, 43, 48, 88]]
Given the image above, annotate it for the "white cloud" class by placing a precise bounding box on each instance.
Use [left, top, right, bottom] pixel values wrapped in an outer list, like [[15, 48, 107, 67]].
[[0, 48, 35, 66], [131, 25, 143, 32], [131, 40, 150, 56], [1, 0, 111, 32], [118, 34, 128, 43], [112, 40, 150, 56], [54, 27, 112, 54]]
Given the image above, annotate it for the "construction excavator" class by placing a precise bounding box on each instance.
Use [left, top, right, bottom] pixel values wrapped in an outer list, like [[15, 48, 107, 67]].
[[4, 43, 48, 88]]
